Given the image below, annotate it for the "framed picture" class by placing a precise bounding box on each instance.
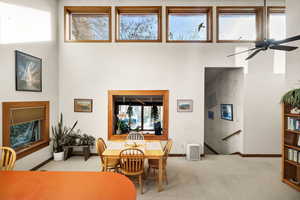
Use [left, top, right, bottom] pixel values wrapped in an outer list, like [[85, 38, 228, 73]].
[[15, 50, 42, 92], [220, 104, 233, 121], [74, 99, 93, 112], [208, 111, 214, 120], [177, 99, 193, 112]]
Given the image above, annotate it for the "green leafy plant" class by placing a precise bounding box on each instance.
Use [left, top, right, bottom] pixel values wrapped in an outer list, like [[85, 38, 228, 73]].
[[52, 113, 77, 153], [281, 88, 300, 107]]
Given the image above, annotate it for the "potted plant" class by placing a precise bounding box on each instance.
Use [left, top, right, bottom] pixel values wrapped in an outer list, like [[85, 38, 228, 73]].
[[52, 113, 77, 161], [281, 88, 300, 114]]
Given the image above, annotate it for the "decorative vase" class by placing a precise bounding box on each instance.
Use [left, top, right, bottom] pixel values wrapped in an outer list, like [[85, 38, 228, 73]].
[[53, 152, 64, 161], [116, 129, 122, 135], [75, 138, 81, 145]]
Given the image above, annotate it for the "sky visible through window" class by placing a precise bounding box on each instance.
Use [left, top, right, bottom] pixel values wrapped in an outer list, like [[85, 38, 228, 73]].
[[269, 13, 286, 40], [71, 14, 109, 40], [169, 14, 207, 41], [119, 14, 158, 40], [219, 13, 256, 41]]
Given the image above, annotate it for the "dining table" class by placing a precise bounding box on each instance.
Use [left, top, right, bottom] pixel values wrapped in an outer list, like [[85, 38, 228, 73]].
[[0, 171, 136, 200], [102, 140, 165, 192]]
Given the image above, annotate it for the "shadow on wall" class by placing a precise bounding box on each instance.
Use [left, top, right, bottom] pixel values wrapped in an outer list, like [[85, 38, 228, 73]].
[[0, 2, 52, 44]]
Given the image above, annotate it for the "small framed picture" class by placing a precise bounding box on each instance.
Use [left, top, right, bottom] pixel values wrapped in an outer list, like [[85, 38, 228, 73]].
[[220, 104, 233, 121], [15, 50, 42, 92], [177, 99, 193, 112], [208, 111, 214, 120], [74, 99, 93, 112]]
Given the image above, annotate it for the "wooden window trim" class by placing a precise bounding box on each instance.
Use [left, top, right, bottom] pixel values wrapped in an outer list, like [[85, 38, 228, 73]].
[[115, 6, 162, 43], [108, 90, 169, 140], [166, 6, 213, 43], [2, 101, 50, 160], [64, 6, 112, 43], [216, 6, 264, 43], [267, 6, 285, 39]]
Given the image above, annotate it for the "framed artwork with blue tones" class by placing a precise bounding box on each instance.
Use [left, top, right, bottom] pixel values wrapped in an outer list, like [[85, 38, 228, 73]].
[[208, 111, 214, 120], [220, 104, 233, 121], [15, 50, 42, 92]]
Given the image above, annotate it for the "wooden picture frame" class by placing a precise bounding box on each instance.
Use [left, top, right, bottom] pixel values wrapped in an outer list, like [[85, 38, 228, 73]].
[[15, 50, 42, 92], [220, 104, 233, 121], [74, 99, 93, 112], [177, 99, 193, 112]]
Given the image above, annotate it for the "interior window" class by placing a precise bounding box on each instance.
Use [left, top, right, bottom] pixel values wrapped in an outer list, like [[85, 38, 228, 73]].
[[167, 7, 212, 42], [219, 13, 256, 41], [64, 6, 111, 42], [217, 7, 263, 42], [71, 14, 109, 40], [269, 9, 286, 40], [116, 7, 162, 42]]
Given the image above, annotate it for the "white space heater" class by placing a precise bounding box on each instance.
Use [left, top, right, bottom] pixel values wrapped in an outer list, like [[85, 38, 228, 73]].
[[186, 144, 201, 161]]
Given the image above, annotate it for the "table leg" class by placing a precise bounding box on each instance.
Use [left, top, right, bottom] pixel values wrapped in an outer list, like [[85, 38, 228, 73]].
[[158, 157, 163, 192], [83, 147, 88, 161]]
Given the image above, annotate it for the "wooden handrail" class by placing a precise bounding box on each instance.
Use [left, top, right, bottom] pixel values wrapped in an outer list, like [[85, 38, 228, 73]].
[[204, 142, 219, 155], [222, 130, 242, 141]]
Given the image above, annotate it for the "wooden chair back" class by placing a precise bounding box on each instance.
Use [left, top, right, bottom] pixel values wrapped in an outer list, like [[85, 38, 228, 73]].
[[119, 148, 144, 175], [0, 147, 16, 171], [163, 139, 173, 160], [127, 132, 144, 141], [96, 138, 106, 163]]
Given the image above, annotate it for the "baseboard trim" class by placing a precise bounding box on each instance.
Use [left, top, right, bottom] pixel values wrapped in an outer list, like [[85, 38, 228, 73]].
[[169, 154, 185, 157], [241, 154, 281, 157], [230, 152, 281, 157], [30, 157, 53, 171]]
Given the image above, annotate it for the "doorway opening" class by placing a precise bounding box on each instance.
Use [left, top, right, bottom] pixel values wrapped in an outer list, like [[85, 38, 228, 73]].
[[204, 68, 244, 155]]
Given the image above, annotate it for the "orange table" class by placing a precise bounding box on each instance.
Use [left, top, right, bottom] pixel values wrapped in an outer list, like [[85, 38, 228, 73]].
[[0, 171, 136, 200]]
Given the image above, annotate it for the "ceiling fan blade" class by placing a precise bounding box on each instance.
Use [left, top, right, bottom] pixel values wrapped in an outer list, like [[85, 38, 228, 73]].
[[270, 45, 298, 51], [227, 47, 258, 57], [245, 49, 263, 60], [274, 35, 300, 45]]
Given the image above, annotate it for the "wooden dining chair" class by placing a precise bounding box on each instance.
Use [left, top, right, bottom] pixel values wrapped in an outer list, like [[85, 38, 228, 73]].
[[119, 148, 145, 194], [148, 139, 173, 185], [127, 132, 144, 140], [0, 147, 16, 171], [96, 138, 119, 172]]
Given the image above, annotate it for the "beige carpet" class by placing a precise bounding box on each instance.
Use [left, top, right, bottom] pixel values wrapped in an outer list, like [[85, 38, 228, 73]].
[[39, 155, 300, 200]]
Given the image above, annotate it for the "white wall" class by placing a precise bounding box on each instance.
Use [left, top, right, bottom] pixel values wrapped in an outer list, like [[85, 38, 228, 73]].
[[286, 0, 300, 90], [0, 0, 58, 170], [58, 0, 286, 154], [205, 69, 244, 154]]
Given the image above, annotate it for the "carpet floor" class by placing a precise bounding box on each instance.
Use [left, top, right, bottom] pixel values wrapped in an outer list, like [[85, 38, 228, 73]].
[[39, 155, 300, 200]]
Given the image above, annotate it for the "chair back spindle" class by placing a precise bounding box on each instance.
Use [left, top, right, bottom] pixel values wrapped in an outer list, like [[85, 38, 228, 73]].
[[119, 148, 144, 174], [0, 147, 16, 171]]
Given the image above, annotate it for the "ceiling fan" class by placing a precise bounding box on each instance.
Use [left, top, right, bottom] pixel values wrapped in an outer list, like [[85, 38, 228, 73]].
[[227, 0, 300, 60]]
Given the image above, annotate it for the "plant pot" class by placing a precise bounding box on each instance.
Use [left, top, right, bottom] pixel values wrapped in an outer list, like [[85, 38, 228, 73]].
[[53, 151, 64, 161], [116, 129, 122, 135]]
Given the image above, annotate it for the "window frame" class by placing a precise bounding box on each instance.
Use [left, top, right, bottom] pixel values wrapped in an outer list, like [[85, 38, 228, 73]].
[[216, 6, 264, 43], [267, 6, 285, 39], [108, 90, 169, 141], [115, 6, 162, 43], [166, 6, 213, 43], [2, 101, 50, 160], [64, 6, 112, 43], [117, 104, 163, 131]]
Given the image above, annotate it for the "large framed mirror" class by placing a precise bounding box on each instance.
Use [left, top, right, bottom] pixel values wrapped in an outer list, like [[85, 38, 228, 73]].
[[108, 90, 169, 140]]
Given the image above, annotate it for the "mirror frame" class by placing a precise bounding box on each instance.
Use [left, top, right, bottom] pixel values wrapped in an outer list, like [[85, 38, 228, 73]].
[[108, 90, 169, 140]]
